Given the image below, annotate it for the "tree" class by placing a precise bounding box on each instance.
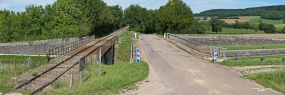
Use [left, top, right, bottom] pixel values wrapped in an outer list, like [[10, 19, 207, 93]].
[[124, 5, 145, 32], [157, 0, 194, 34], [259, 23, 267, 31], [244, 22, 250, 29], [181, 21, 206, 34], [281, 27, 285, 33], [283, 19, 285, 24], [210, 19, 225, 34], [264, 24, 277, 33]]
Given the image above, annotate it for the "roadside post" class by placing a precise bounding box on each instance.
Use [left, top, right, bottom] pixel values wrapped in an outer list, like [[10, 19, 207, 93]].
[[137, 48, 140, 63], [99, 47, 102, 77], [164, 33, 166, 38], [214, 49, 217, 63], [79, 56, 85, 83]]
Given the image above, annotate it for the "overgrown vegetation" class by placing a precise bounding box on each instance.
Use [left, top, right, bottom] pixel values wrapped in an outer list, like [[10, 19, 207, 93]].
[[246, 69, 285, 94], [219, 55, 285, 67], [218, 44, 285, 50], [43, 31, 149, 94], [0, 55, 49, 92], [0, 0, 125, 43]]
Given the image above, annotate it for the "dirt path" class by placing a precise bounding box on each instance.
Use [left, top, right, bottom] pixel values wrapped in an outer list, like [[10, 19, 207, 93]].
[[125, 34, 282, 95]]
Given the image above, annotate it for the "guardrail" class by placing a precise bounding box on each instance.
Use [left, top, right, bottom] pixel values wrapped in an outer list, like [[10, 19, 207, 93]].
[[169, 34, 226, 60], [47, 35, 95, 61]]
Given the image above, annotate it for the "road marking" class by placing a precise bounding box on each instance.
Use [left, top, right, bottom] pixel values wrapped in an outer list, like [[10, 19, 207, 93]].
[[252, 88, 265, 92], [187, 69, 196, 75], [162, 50, 166, 53]]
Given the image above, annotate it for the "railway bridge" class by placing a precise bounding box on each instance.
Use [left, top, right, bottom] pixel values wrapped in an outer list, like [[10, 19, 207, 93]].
[[10, 27, 128, 94]]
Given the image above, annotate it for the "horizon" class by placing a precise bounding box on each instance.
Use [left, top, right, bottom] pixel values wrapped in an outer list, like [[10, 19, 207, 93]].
[[0, 0, 284, 13]]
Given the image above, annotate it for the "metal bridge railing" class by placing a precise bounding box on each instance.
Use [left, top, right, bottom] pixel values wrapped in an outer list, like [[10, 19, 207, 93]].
[[169, 34, 226, 60], [47, 35, 95, 61]]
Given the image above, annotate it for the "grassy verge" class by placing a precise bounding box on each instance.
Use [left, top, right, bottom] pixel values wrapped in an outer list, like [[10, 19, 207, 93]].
[[44, 61, 148, 95], [219, 55, 285, 67], [0, 55, 49, 92], [154, 33, 164, 38], [218, 44, 285, 50], [43, 31, 149, 94], [246, 69, 285, 94], [206, 28, 265, 34]]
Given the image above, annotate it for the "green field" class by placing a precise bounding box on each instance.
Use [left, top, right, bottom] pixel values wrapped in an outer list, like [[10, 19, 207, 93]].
[[246, 18, 283, 25], [43, 31, 149, 94], [206, 28, 265, 34], [218, 44, 285, 50]]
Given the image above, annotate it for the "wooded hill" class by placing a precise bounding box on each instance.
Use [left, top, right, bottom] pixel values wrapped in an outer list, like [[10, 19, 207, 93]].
[[195, 5, 285, 20]]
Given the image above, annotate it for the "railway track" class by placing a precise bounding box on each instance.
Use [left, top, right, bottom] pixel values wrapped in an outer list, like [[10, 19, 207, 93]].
[[9, 27, 127, 95]]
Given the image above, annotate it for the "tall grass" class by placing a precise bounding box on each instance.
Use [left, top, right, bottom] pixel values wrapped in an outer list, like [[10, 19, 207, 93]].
[[0, 55, 49, 92], [247, 69, 285, 94]]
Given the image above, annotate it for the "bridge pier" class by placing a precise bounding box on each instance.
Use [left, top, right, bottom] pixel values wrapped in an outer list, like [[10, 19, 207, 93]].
[[102, 44, 115, 65]]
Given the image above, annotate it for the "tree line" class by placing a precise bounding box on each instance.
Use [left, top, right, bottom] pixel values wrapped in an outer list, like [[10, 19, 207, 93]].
[[195, 5, 285, 20], [205, 19, 285, 34], [0, 0, 125, 43], [124, 0, 207, 34]]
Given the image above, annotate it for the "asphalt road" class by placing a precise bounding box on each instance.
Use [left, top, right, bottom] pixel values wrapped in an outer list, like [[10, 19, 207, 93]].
[[139, 34, 282, 95]]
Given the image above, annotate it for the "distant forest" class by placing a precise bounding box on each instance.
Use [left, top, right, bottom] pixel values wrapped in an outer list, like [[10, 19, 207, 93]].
[[195, 5, 285, 20]]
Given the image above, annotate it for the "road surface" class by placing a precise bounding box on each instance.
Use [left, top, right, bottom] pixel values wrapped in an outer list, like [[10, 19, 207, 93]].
[[135, 34, 281, 95]]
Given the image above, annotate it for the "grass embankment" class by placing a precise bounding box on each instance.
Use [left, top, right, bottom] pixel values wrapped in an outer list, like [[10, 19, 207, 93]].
[[246, 69, 285, 94], [44, 31, 149, 94], [206, 28, 265, 34], [219, 55, 285, 93], [219, 55, 285, 67], [218, 44, 285, 50], [0, 55, 48, 92]]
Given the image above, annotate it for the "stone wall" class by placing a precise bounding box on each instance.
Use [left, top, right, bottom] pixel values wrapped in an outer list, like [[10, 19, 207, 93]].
[[176, 34, 285, 46], [0, 36, 94, 54], [170, 34, 285, 57]]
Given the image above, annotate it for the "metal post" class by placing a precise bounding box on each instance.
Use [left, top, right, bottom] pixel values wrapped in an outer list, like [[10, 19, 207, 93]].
[[80, 71, 82, 83], [14, 61, 16, 76], [99, 47, 101, 77]]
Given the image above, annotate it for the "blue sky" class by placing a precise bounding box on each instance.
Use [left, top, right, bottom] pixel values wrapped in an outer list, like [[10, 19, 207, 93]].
[[0, 0, 284, 13]]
